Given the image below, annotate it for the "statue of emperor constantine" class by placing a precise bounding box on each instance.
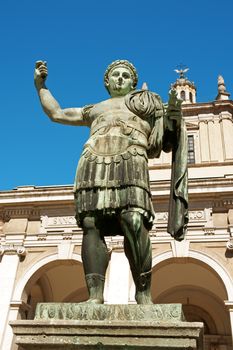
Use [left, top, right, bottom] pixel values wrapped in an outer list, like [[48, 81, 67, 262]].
[[34, 59, 188, 304]]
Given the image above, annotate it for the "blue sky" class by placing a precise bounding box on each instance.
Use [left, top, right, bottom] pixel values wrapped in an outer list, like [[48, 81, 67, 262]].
[[1, 0, 233, 190]]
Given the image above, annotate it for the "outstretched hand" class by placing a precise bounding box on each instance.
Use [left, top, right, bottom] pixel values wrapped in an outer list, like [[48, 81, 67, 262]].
[[34, 61, 48, 88]]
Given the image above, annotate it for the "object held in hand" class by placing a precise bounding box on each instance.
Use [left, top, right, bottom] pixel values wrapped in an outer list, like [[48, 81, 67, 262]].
[[35, 60, 47, 79]]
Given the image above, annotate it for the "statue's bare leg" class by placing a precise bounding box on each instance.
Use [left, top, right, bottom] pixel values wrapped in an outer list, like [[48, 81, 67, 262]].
[[120, 211, 153, 304], [81, 216, 109, 304]]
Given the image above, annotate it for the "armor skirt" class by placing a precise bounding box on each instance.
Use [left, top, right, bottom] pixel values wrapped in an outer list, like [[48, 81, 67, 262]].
[[74, 147, 155, 229]]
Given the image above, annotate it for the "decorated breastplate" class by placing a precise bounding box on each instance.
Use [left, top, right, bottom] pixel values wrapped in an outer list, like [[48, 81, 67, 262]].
[[85, 116, 150, 157], [81, 89, 163, 162]]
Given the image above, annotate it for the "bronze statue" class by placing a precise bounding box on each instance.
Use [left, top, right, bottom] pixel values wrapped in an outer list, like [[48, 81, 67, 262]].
[[34, 60, 188, 305]]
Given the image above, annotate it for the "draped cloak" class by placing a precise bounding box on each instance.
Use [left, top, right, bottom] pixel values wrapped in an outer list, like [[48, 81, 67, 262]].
[[74, 89, 188, 241]]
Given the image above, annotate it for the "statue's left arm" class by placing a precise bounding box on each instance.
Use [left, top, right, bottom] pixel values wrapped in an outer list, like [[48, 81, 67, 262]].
[[162, 89, 182, 152], [164, 90, 189, 241]]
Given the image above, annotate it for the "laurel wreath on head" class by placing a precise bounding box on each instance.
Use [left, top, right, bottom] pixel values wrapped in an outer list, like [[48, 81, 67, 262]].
[[104, 60, 138, 92]]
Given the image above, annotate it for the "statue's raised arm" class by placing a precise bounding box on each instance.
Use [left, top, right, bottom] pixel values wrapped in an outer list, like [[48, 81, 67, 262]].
[[34, 61, 88, 126]]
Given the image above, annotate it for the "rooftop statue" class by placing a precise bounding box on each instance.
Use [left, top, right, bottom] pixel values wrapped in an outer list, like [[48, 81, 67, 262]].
[[34, 60, 188, 305]]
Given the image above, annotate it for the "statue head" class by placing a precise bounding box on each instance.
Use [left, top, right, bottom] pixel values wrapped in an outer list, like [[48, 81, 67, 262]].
[[104, 60, 138, 97]]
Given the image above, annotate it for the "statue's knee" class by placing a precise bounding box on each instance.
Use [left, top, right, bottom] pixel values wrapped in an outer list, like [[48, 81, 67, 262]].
[[120, 211, 142, 231], [82, 216, 96, 230]]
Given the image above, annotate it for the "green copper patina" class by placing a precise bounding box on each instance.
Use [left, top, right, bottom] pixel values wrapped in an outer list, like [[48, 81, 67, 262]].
[[34, 60, 188, 305]]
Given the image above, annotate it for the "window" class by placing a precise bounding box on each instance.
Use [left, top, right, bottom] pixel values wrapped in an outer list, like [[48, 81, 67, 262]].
[[181, 90, 186, 100], [189, 92, 193, 103], [188, 135, 195, 164]]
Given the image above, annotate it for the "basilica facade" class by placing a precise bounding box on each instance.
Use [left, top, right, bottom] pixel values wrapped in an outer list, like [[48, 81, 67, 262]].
[[0, 73, 233, 349]]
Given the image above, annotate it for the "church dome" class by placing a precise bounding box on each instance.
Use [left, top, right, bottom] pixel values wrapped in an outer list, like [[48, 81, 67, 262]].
[[171, 67, 197, 104]]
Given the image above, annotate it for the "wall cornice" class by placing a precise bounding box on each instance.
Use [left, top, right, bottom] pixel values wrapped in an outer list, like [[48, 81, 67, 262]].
[[182, 100, 233, 117], [0, 177, 232, 211], [0, 185, 74, 206]]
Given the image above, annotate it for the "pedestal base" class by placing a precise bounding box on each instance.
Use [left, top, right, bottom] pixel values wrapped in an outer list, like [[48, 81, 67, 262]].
[[11, 304, 204, 350]]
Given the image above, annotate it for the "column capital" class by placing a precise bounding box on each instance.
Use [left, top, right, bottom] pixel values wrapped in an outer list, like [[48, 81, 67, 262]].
[[224, 301, 233, 311], [226, 238, 233, 251], [219, 112, 232, 122], [0, 244, 26, 260], [198, 113, 215, 124], [10, 300, 31, 312]]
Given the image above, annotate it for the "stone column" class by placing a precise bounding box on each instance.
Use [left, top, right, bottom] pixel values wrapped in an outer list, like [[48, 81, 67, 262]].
[[0, 213, 28, 349], [198, 115, 210, 162], [208, 116, 224, 162], [0, 252, 20, 349], [104, 248, 131, 304], [220, 112, 233, 161], [1, 301, 31, 350], [228, 210, 233, 243], [224, 301, 233, 348], [192, 88, 196, 103], [161, 151, 172, 165]]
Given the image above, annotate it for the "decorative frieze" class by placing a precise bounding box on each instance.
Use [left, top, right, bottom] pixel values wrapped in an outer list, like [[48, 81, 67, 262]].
[[203, 228, 215, 235], [62, 233, 73, 240], [34, 303, 185, 321], [40, 210, 211, 238], [46, 216, 77, 226], [37, 234, 47, 241], [40, 215, 81, 235], [45, 211, 209, 226], [2, 208, 40, 221], [224, 199, 233, 206], [155, 210, 208, 224], [214, 199, 233, 210]]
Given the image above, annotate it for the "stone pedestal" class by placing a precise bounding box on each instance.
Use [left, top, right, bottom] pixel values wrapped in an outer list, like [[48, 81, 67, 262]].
[[11, 303, 204, 350]]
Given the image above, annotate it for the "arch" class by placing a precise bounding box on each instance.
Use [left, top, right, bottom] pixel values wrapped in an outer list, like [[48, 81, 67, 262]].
[[152, 250, 233, 300], [158, 285, 217, 334], [63, 287, 87, 302], [182, 304, 216, 334], [156, 284, 230, 334], [12, 253, 83, 301], [39, 273, 53, 301]]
